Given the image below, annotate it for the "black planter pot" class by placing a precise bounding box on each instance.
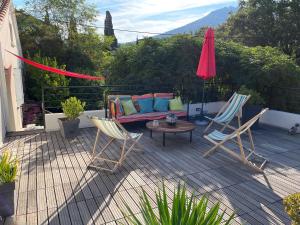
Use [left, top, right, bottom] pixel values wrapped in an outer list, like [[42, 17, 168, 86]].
[[0, 182, 15, 217], [242, 105, 263, 129], [58, 118, 80, 139]]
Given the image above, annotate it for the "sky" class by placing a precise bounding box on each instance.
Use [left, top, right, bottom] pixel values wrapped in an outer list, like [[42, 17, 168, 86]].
[[13, 0, 237, 43]]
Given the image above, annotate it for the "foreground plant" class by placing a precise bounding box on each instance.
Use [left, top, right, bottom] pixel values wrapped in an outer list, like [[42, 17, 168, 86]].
[[283, 193, 300, 225], [123, 183, 234, 225], [0, 151, 18, 184]]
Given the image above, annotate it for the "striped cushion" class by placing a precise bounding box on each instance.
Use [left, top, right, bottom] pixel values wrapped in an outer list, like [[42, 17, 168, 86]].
[[108, 95, 131, 117], [92, 119, 125, 139], [207, 130, 230, 141], [91, 118, 142, 140], [132, 93, 153, 101], [154, 93, 173, 99], [214, 94, 248, 123]]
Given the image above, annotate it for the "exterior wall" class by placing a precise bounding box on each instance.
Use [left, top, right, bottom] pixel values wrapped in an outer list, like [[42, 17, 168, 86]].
[[45, 103, 224, 132], [260, 110, 300, 130], [45, 110, 106, 132], [0, 1, 24, 146]]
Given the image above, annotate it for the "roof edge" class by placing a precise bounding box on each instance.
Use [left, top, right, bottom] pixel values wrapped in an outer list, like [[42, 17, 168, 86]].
[[0, 0, 10, 23]]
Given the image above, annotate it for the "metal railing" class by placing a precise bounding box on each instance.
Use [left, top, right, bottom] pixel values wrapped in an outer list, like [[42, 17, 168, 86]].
[[42, 85, 175, 112], [41, 83, 300, 128]]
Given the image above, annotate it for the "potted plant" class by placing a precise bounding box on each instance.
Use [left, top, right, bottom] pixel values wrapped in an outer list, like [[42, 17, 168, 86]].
[[123, 183, 234, 225], [239, 85, 265, 129], [58, 97, 86, 139], [0, 151, 18, 217], [283, 193, 300, 225]]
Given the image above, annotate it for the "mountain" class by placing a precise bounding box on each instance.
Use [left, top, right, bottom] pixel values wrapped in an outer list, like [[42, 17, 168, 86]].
[[159, 6, 237, 37]]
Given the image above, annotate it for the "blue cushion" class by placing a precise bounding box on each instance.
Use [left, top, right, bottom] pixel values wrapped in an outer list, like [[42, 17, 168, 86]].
[[154, 98, 169, 112], [137, 98, 153, 113]]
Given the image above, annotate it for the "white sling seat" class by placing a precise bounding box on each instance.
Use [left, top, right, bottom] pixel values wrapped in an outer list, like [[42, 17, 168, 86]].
[[204, 92, 251, 133], [203, 108, 268, 172], [88, 117, 143, 173]]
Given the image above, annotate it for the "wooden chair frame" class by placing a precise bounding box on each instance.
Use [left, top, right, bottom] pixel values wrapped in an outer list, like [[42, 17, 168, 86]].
[[203, 108, 268, 173], [204, 93, 251, 133], [89, 117, 143, 173]]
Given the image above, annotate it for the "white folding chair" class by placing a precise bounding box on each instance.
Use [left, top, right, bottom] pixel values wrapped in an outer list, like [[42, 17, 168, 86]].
[[203, 108, 268, 172], [89, 117, 143, 173], [204, 92, 251, 133]]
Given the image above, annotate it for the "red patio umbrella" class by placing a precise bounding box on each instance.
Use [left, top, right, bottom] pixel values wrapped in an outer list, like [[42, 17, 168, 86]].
[[196, 28, 216, 124], [197, 27, 216, 79]]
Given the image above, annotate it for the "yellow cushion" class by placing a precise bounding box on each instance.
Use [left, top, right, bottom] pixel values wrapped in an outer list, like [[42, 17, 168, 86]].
[[169, 97, 183, 111], [121, 100, 137, 115]]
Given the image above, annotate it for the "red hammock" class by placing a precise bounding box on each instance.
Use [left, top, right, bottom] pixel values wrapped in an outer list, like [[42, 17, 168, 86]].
[[7, 51, 105, 81]]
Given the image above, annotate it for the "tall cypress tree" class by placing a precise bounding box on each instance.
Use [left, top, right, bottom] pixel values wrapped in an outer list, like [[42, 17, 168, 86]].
[[104, 11, 118, 49]]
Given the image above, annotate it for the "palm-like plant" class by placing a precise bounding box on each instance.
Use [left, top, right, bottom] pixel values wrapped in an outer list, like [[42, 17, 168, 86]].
[[0, 151, 19, 184], [124, 183, 234, 225]]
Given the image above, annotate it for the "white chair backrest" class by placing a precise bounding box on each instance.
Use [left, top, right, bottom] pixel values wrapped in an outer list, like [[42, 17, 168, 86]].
[[217, 93, 249, 122], [90, 117, 126, 140]]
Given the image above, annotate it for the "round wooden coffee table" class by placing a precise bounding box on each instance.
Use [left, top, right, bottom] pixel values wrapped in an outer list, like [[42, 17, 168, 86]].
[[146, 120, 196, 146]]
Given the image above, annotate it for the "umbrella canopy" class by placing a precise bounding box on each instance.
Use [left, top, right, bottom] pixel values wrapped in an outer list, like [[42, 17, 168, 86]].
[[196, 28, 216, 80]]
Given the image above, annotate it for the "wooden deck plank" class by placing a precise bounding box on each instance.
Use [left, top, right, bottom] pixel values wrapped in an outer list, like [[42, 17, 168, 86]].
[[67, 203, 83, 225], [3, 124, 298, 225], [37, 209, 48, 225]]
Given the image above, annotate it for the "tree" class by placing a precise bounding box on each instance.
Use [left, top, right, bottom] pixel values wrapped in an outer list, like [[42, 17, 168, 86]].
[[16, 10, 64, 59], [219, 0, 300, 61], [108, 35, 300, 112], [18, 3, 113, 87], [25, 53, 69, 102], [25, 0, 97, 40], [104, 11, 118, 49]]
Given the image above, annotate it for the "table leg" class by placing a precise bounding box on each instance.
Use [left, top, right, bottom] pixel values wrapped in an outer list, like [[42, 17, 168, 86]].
[[150, 130, 153, 138], [163, 132, 166, 147], [190, 131, 193, 143]]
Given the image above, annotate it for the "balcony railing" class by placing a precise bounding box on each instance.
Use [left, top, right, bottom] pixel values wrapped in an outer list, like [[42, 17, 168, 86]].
[[41, 83, 300, 127]]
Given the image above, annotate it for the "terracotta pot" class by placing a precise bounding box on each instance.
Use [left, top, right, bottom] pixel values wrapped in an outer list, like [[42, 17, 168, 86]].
[[0, 182, 15, 217]]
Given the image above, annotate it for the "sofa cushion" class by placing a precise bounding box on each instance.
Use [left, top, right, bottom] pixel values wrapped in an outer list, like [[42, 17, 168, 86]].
[[132, 93, 153, 101], [154, 98, 169, 112], [117, 111, 187, 123], [113, 98, 123, 117], [137, 98, 154, 113], [154, 93, 173, 99], [169, 97, 183, 111], [121, 99, 137, 116], [108, 95, 131, 116]]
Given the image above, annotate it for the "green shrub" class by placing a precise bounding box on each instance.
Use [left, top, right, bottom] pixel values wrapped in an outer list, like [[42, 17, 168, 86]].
[[123, 183, 234, 225], [0, 151, 19, 184], [25, 52, 69, 102], [283, 193, 300, 225], [239, 85, 265, 106], [61, 97, 86, 120]]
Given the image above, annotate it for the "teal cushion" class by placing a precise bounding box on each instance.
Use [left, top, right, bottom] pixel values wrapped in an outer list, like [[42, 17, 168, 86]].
[[154, 98, 169, 112], [137, 98, 153, 113], [121, 100, 137, 115]]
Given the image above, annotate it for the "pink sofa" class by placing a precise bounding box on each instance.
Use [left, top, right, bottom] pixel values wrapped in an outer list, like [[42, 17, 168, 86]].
[[107, 93, 188, 123]]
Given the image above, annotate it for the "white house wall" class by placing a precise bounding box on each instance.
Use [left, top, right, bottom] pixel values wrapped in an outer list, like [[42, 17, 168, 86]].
[[0, 1, 24, 146]]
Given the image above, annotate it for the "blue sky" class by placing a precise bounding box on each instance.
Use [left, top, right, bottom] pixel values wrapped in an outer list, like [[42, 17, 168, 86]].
[[13, 0, 237, 43]]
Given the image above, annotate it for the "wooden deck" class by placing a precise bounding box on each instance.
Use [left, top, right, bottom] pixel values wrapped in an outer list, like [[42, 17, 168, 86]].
[[1, 123, 300, 225]]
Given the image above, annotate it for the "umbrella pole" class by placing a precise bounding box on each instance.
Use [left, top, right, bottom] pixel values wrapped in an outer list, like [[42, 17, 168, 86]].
[[195, 80, 208, 126], [201, 80, 205, 116]]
